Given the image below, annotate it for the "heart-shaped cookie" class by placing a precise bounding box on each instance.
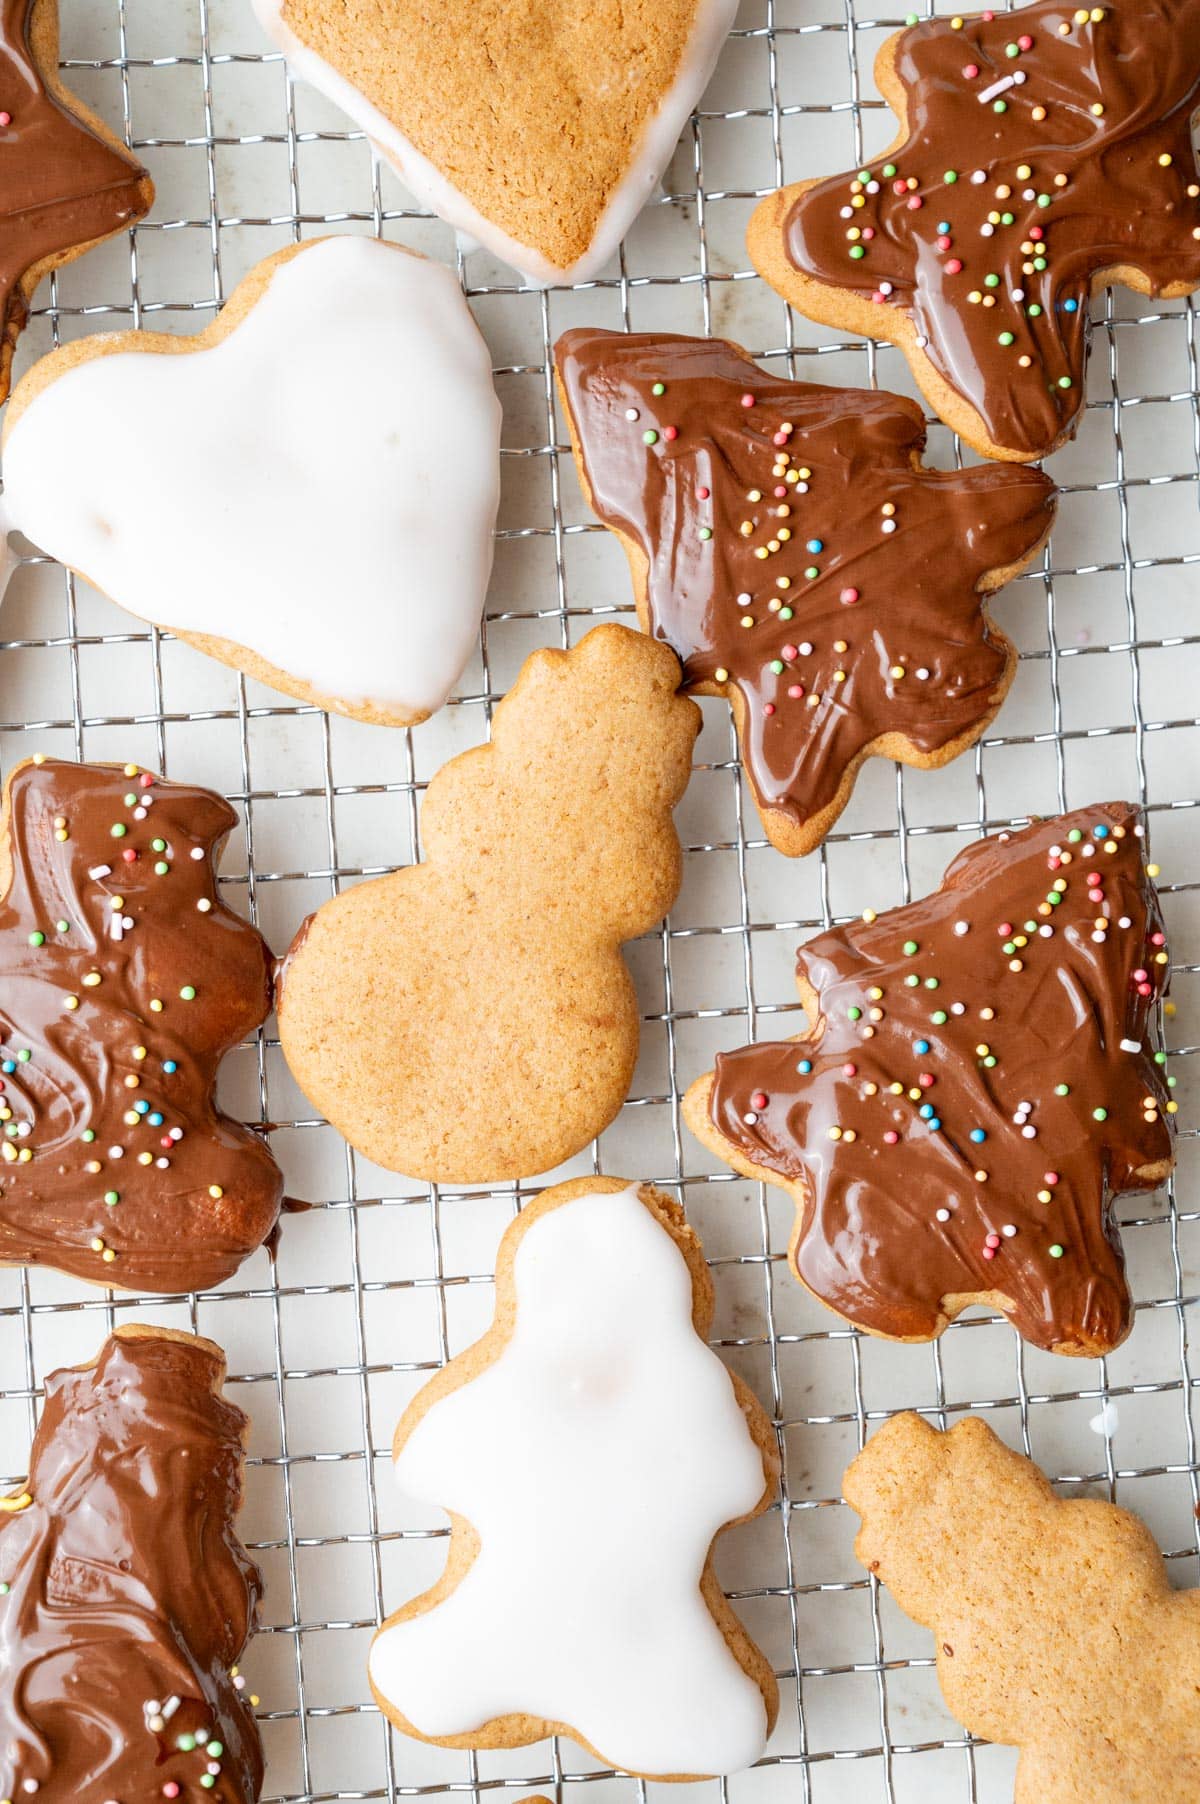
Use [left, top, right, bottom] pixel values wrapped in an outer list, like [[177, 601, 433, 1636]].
[[251, 0, 738, 284], [1, 236, 501, 727]]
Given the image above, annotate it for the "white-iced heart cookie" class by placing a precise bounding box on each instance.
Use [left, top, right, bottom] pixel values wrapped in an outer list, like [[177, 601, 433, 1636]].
[[369, 1177, 779, 1779], [250, 0, 738, 285], [1, 235, 501, 727]]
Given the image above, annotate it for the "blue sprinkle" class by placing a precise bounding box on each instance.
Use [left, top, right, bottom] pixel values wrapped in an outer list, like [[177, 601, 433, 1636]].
[[915, 1038, 930, 1055], [163, 1060, 178, 1074], [134, 1099, 150, 1115], [806, 539, 824, 554], [970, 1128, 987, 1143], [1063, 297, 1078, 312], [149, 1112, 164, 1127], [1094, 824, 1109, 838], [798, 1059, 813, 1074], [928, 1117, 942, 1131], [920, 1103, 934, 1120], [937, 220, 951, 233], [1, 1061, 13, 1075]]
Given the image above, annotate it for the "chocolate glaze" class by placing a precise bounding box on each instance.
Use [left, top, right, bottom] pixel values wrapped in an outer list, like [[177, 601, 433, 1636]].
[[556, 328, 1055, 843], [0, 1328, 263, 1800], [781, 0, 1200, 458], [0, 0, 151, 388], [0, 758, 283, 1292], [706, 803, 1173, 1353]]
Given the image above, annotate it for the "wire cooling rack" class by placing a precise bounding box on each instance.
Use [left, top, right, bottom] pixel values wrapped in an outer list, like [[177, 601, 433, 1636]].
[[0, 0, 1196, 1798]]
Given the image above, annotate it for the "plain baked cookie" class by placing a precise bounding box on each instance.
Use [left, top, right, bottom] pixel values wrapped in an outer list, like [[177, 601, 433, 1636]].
[[0, 1325, 263, 1800], [0, 756, 283, 1292], [556, 326, 1056, 855], [0, 0, 152, 403], [369, 1176, 779, 1779], [684, 803, 1174, 1355], [747, 0, 1200, 462], [277, 625, 700, 1182], [1, 236, 501, 727], [249, 0, 738, 284], [844, 1412, 1200, 1802]]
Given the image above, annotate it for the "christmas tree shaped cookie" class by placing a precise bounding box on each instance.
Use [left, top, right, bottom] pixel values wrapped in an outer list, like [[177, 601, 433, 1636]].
[[369, 1177, 779, 1779], [0, 1326, 263, 1799], [748, 0, 1200, 461], [278, 627, 699, 1181], [844, 1413, 1200, 1801], [0, 0, 152, 402], [0, 757, 283, 1292], [556, 327, 1055, 854], [684, 804, 1174, 1355]]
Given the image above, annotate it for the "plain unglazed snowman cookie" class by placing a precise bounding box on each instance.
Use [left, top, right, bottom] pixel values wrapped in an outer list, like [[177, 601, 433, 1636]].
[[1, 236, 501, 727], [369, 1177, 779, 1779], [249, 1, 738, 284], [844, 1412, 1200, 1802], [277, 625, 700, 1182]]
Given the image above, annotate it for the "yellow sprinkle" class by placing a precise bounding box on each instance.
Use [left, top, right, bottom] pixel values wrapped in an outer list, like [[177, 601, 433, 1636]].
[[714, 666, 729, 682], [754, 546, 769, 560], [842, 1128, 857, 1144], [828, 1126, 843, 1141], [890, 665, 906, 680], [1037, 1189, 1052, 1204], [777, 530, 792, 545], [951, 13, 963, 24], [1016, 164, 1032, 180], [974, 1170, 988, 1184], [740, 615, 754, 629], [968, 290, 982, 304], [864, 1082, 878, 1097], [123, 763, 139, 778], [833, 669, 846, 683], [1073, 7, 1088, 19], [150, 998, 164, 1013], [209, 1185, 224, 1199], [834, 639, 848, 654], [862, 908, 877, 923], [82, 972, 101, 988], [797, 468, 811, 480], [1090, 5, 1104, 16], [868, 986, 883, 1000], [1091, 102, 1105, 116], [881, 502, 896, 517], [1159, 153, 1173, 167], [63, 995, 79, 1011], [123, 1110, 139, 1126], [138, 1152, 153, 1167], [17, 1149, 30, 1165], [102, 1248, 116, 1264], [1155, 951, 1169, 965], [90, 1236, 105, 1253], [747, 489, 762, 502], [889, 1082, 904, 1096], [1146, 862, 1160, 877], [976, 1044, 990, 1058], [739, 521, 754, 537], [54, 830, 68, 843]]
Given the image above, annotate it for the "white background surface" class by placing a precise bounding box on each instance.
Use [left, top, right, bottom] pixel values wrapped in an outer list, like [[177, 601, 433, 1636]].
[[0, 2, 1197, 1799]]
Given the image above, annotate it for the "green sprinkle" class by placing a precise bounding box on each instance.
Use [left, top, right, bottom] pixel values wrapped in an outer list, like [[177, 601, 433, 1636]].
[[698, 527, 712, 542], [16, 1050, 30, 1064], [151, 837, 166, 853], [1093, 1106, 1108, 1121], [999, 331, 1015, 346], [994, 98, 1008, 112], [944, 169, 958, 184], [82, 1129, 96, 1143], [154, 861, 169, 875], [1048, 1243, 1065, 1259], [779, 606, 794, 621], [848, 1006, 862, 1021], [858, 170, 871, 183], [983, 1054, 997, 1068], [849, 245, 866, 260], [1005, 39, 1019, 54], [651, 382, 666, 396], [1028, 303, 1043, 317], [805, 566, 819, 580], [984, 274, 1000, 288], [180, 985, 197, 1001], [1034, 255, 1047, 270], [1068, 828, 1083, 841], [110, 823, 126, 839], [882, 163, 897, 179], [55, 920, 68, 934], [1055, 1083, 1070, 1096], [1037, 193, 1051, 207], [904, 974, 920, 987], [924, 977, 939, 990], [177, 1733, 198, 1753], [104, 1190, 120, 1207], [905, 11, 918, 22], [27, 931, 44, 947], [1058, 376, 1073, 389], [0, 1582, 9, 1595], [206, 1741, 225, 1758], [931, 1010, 948, 1025], [123, 792, 136, 807], [643, 429, 658, 445], [1000, 211, 1014, 225], [769, 659, 785, 675], [903, 940, 919, 956], [1154, 1051, 1167, 1065]]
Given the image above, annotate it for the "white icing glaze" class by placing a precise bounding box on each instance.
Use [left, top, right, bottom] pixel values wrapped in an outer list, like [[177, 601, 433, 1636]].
[[250, 0, 739, 286], [369, 1183, 769, 1777], [2, 236, 501, 720]]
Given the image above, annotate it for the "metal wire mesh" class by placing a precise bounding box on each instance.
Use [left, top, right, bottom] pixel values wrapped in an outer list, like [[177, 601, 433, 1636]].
[[0, 0, 1196, 1798]]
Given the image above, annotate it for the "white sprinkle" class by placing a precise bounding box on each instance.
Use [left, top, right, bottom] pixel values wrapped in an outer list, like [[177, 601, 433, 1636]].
[[879, 280, 894, 296], [1021, 1125, 1037, 1139], [935, 1207, 951, 1222], [840, 205, 854, 219], [881, 519, 897, 533], [954, 921, 970, 936], [951, 1002, 966, 1016], [1039, 924, 1054, 937], [866, 180, 880, 194], [122, 916, 134, 931], [971, 169, 987, 184], [1022, 187, 1036, 201], [88, 864, 112, 880], [1118, 915, 1132, 929], [108, 916, 124, 942], [798, 641, 814, 656], [916, 667, 930, 679], [914, 333, 929, 348], [190, 846, 204, 860], [743, 1112, 759, 1126], [1011, 288, 1025, 302], [978, 73, 1016, 102], [1120, 1037, 1141, 1053], [133, 806, 147, 820], [108, 1145, 124, 1160], [169, 1127, 184, 1141], [197, 898, 212, 913], [1002, 1224, 1018, 1238], [1089, 1400, 1119, 1436], [625, 407, 640, 421], [737, 592, 752, 606], [980, 222, 995, 237], [1013, 68, 1027, 83], [163, 1696, 181, 1721], [155, 1156, 170, 1169]]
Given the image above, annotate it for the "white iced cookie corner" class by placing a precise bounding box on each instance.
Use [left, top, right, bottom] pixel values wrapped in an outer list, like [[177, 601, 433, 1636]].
[[1, 236, 501, 722], [250, 0, 738, 286], [369, 1183, 769, 1778]]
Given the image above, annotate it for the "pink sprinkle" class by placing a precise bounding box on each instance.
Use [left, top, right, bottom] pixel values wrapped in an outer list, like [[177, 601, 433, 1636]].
[[982, 9, 994, 18], [982, 1246, 996, 1260], [1044, 1171, 1059, 1185], [871, 290, 886, 304], [1030, 225, 1044, 241], [986, 1232, 1001, 1248], [919, 1073, 935, 1088], [1151, 931, 1166, 945], [696, 485, 710, 500], [1133, 968, 1148, 982], [787, 684, 805, 699], [763, 701, 776, 715], [0, 112, 10, 129], [1138, 981, 1153, 997], [842, 1063, 857, 1077], [884, 1130, 899, 1145], [945, 257, 963, 274], [1018, 33, 1033, 47], [907, 195, 923, 210], [139, 771, 153, 787], [164, 1789, 181, 1801], [936, 233, 952, 250], [774, 485, 788, 497], [998, 921, 1012, 936], [963, 61, 979, 77], [663, 425, 678, 441], [773, 430, 789, 445], [840, 586, 859, 604], [740, 393, 755, 409], [782, 643, 798, 661], [751, 1092, 768, 1110], [892, 179, 907, 195], [122, 848, 138, 863], [861, 226, 875, 240]]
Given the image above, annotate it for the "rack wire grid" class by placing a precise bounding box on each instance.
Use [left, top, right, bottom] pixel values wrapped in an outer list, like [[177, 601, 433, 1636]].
[[0, 0, 1197, 1799]]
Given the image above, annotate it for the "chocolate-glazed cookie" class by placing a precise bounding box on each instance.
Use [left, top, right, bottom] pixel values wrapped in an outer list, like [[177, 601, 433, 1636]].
[[0, 757, 283, 1291], [555, 327, 1055, 855], [0, 0, 153, 402], [748, 0, 1200, 462], [684, 804, 1174, 1355], [0, 1325, 263, 1800]]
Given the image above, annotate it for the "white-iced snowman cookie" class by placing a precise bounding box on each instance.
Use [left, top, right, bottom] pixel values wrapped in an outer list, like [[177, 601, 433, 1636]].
[[369, 1176, 779, 1780], [1, 235, 501, 727]]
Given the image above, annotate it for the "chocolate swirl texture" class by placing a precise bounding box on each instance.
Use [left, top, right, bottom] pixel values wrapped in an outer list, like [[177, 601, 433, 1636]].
[[0, 758, 283, 1291], [692, 804, 1174, 1355], [555, 327, 1055, 854], [0, 0, 152, 398], [777, 0, 1200, 460], [0, 1327, 263, 1800]]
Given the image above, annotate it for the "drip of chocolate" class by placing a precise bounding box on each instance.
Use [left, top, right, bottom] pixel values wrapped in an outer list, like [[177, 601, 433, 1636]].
[[0, 0, 152, 395], [555, 327, 1055, 852], [0, 758, 283, 1292], [0, 1328, 263, 1800], [699, 803, 1173, 1354], [777, 0, 1200, 458]]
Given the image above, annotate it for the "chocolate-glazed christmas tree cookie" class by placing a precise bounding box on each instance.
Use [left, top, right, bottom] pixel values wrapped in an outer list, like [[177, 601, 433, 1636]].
[[0, 758, 283, 1291], [748, 0, 1200, 462], [556, 328, 1055, 855], [684, 804, 1175, 1355], [0, 0, 153, 402], [0, 1326, 263, 1800]]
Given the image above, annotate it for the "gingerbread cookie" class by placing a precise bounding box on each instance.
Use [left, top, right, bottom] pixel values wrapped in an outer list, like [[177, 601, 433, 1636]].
[[684, 804, 1174, 1355], [844, 1412, 1200, 1802], [556, 327, 1056, 854], [748, 0, 1200, 462], [250, 1, 736, 284], [369, 1177, 778, 1779], [0, 757, 283, 1292], [0, 1325, 263, 1801], [0, 0, 152, 404], [278, 625, 699, 1181], [2, 236, 501, 727]]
